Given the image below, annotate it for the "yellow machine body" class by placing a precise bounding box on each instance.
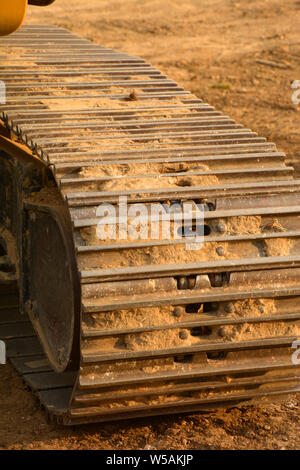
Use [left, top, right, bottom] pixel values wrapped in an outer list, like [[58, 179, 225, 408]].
[[0, 0, 56, 36], [0, 0, 28, 37]]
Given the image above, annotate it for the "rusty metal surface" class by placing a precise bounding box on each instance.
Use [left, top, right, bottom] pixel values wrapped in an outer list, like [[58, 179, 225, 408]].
[[0, 25, 300, 424]]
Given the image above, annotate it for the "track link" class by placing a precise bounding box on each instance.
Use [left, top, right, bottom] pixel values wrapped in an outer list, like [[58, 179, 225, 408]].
[[0, 25, 300, 424]]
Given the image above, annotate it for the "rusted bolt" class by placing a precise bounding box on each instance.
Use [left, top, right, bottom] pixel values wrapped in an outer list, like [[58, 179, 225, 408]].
[[216, 222, 227, 234], [225, 303, 235, 314], [216, 246, 225, 256], [179, 330, 188, 340], [218, 327, 226, 338], [173, 306, 185, 318]]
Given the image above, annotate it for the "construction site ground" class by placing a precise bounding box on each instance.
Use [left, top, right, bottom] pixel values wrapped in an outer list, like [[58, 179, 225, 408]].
[[0, 0, 300, 450]]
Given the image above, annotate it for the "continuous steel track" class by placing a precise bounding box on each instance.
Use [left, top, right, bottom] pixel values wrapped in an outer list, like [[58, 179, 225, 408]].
[[0, 25, 300, 424]]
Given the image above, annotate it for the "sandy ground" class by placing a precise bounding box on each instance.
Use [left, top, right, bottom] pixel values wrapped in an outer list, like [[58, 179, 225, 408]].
[[0, 363, 299, 450], [1, 0, 300, 450]]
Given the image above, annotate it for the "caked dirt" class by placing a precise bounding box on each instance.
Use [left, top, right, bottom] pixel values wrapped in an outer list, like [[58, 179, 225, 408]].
[[1, 0, 300, 450]]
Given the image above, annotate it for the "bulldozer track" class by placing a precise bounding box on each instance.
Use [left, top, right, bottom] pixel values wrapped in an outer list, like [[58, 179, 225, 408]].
[[0, 25, 300, 424]]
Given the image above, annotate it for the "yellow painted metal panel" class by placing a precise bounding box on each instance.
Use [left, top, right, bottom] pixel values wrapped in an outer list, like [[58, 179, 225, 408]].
[[0, 0, 27, 36]]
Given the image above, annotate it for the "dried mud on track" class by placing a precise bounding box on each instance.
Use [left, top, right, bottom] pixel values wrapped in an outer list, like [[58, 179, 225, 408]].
[[1, 0, 300, 450]]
